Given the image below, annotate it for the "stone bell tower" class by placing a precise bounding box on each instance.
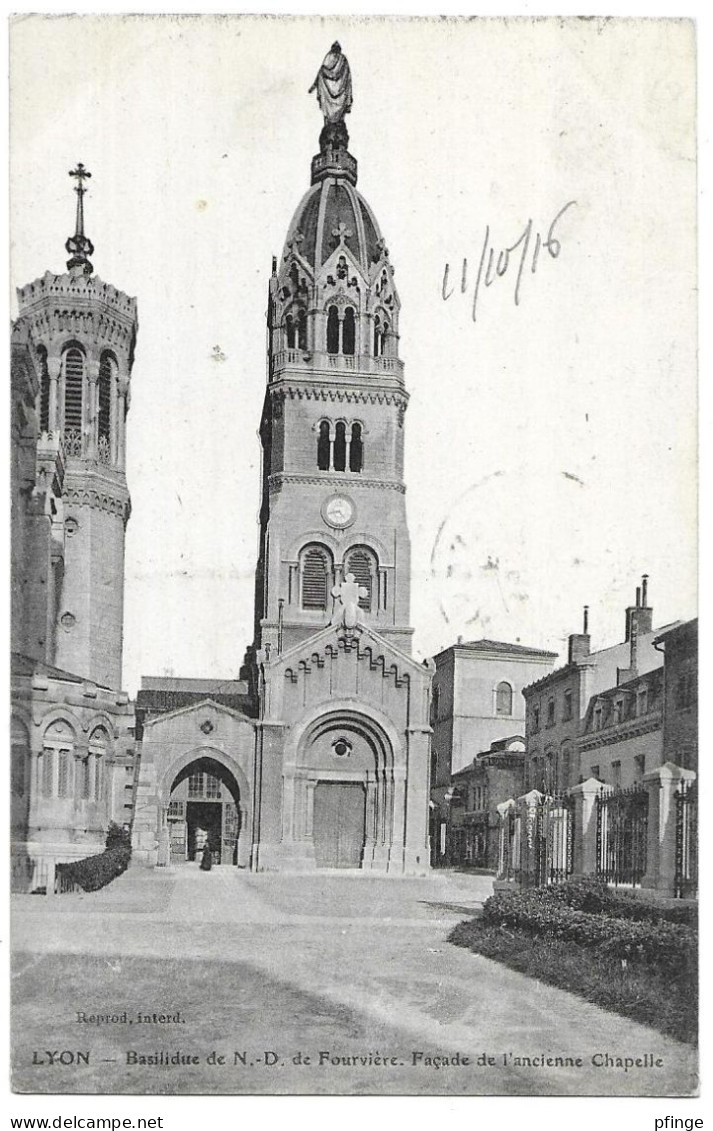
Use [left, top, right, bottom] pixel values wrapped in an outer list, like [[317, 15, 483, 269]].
[[15, 164, 138, 689], [253, 92, 412, 662]]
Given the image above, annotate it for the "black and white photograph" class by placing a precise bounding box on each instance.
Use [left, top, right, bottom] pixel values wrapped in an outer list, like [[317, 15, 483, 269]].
[[9, 12, 699, 1106]]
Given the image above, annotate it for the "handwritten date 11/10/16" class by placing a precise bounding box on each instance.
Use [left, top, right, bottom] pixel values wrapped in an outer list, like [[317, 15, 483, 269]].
[[441, 201, 577, 324]]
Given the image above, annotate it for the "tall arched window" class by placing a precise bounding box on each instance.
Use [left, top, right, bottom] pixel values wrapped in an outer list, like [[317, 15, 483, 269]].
[[333, 422, 347, 472], [327, 306, 340, 354], [89, 728, 109, 803], [11, 719, 30, 799], [297, 309, 307, 350], [41, 719, 75, 800], [345, 547, 376, 611], [373, 315, 382, 356], [496, 681, 513, 716], [349, 422, 363, 472], [285, 314, 296, 348], [37, 346, 50, 432], [98, 353, 113, 463], [317, 420, 331, 471], [63, 347, 84, 455], [301, 545, 332, 610], [342, 307, 355, 355]]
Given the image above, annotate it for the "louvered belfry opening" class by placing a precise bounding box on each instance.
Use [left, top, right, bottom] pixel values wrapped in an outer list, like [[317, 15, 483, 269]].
[[349, 422, 363, 472], [37, 347, 50, 432], [346, 548, 373, 611], [63, 348, 84, 431], [302, 546, 331, 610], [98, 354, 112, 454], [333, 422, 347, 472], [317, 420, 330, 470]]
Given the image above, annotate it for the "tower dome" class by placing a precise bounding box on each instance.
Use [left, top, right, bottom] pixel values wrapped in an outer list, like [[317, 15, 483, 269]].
[[284, 177, 384, 276], [270, 91, 400, 376]]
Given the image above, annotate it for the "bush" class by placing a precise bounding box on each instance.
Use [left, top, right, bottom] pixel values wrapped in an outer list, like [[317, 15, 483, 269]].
[[482, 882, 696, 971], [56, 822, 132, 893]]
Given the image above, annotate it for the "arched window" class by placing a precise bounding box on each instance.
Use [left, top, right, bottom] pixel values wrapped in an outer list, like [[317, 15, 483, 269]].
[[349, 422, 363, 472], [317, 420, 331, 471], [41, 719, 75, 799], [301, 545, 332, 610], [98, 354, 113, 463], [89, 728, 109, 803], [63, 347, 84, 455], [327, 306, 339, 354], [285, 314, 296, 348], [496, 681, 513, 716], [382, 319, 390, 355], [11, 718, 30, 798], [373, 315, 382, 357], [342, 307, 355, 355], [333, 421, 346, 472], [37, 346, 50, 432], [40, 748, 54, 797], [297, 309, 307, 350], [345, 547, 376, 612]]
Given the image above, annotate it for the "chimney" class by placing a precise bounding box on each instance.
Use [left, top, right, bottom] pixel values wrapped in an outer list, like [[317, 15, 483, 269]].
[[630, 575, 653, 638], [568, 607, 591, 664], [641, 573, 649, 607]]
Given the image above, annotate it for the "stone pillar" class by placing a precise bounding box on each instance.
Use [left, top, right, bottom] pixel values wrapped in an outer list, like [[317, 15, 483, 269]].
[[642, 762, 696, 895], [86, 359, 99, 458], [514, 789, 545, 885], [569, 777, 610, 877], [117, 378, 129, 470], [237, 804, 250, 868], [496, 798, 515, 879], [47, 355, 61, 432]]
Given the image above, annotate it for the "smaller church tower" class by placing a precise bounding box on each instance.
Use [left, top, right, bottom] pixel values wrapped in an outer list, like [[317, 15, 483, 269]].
[[15, 165, 138, 690]]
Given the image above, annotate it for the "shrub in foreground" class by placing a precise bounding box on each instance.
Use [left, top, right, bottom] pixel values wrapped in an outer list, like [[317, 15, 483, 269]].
[[56, 822, 132, 893]]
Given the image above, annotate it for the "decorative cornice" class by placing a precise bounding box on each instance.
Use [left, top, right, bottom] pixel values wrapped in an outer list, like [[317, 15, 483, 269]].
[[63, 482, 131, 521], [577, 712, 662, 751], [270, 383, 407, 408], [268, 473, 405, 494]]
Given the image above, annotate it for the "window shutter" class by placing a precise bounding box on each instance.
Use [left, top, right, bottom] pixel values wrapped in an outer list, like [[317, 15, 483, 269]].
[[302, 549, 329, 609]]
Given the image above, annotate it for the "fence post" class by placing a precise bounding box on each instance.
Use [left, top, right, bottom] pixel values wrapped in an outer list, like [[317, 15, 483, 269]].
[[515, 789, 545, 886], [496, 799, 515, 879], [569, 778, 611, 877], [641, 762, 696, 895]]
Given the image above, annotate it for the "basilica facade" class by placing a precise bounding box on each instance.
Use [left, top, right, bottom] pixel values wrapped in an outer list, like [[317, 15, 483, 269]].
[[129, 54, 434, 873]]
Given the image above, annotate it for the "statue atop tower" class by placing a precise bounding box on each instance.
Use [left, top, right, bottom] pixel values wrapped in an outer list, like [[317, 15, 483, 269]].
[[309, 42, 353, 155]]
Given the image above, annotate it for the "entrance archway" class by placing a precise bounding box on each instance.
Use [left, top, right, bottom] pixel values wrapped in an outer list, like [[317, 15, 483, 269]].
[[289, 706, 400, 871], [165, 756, 243, 866]]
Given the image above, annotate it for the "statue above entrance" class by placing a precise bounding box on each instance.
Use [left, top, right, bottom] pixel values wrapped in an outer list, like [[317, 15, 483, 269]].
[[331, 573, 368, 630], [309, 42, 353, 125]]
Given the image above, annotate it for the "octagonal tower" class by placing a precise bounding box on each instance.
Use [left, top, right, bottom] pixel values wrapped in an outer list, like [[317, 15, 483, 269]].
[[15, 165, 138, 689]]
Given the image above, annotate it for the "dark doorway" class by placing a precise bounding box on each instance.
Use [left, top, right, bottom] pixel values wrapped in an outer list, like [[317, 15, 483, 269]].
[[313, 782, 366, 869], [187, 801, 222, 864]]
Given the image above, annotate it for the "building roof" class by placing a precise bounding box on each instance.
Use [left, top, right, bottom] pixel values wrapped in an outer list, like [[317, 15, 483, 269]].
[[11, 652, 113, 691], [435, 638, 558, 661], [136, 688, 256, 718]]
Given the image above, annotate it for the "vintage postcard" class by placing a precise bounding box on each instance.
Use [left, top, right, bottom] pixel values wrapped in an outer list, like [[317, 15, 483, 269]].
[[9, 14, 698, 1100]]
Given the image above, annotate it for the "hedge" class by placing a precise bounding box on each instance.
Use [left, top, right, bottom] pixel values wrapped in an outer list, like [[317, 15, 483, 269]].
[[56, 822, 131, 893], [482, 880, 696, 970]]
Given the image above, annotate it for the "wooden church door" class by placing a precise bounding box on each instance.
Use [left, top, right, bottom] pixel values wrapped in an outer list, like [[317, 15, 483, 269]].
[[313, 782, 366, 869]]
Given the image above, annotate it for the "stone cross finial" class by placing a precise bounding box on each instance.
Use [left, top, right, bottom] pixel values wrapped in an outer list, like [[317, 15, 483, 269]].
[[332, 221, 353, 247], [66, 162, 94, 274], [331, 572, 367, 629]]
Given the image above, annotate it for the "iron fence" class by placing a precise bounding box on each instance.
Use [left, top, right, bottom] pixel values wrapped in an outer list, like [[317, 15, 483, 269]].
[[500, 793, 574, 887], [596, 784, 648, 887], [674, 779, 697, 899]]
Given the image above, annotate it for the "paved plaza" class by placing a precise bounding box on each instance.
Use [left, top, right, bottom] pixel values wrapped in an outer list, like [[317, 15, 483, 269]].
[[12, 866, 697, 1096]]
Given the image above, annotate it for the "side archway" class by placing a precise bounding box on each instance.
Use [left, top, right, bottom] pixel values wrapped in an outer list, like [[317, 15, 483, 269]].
[[157, 747, 252, 868]]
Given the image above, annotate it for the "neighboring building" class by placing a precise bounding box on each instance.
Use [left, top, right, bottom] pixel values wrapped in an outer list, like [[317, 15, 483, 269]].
[[577, 667, 663, 789], [654, 618, 698, 772], [445, 736, 526, 869], [131, 57, 433, 873], [523, 579, 679, 792], [11, 167, 138, 889], [429, 638, 556, 867]]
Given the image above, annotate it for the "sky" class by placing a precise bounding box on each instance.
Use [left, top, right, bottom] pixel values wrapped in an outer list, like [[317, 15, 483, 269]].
[[9, 14, 697, 696]]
